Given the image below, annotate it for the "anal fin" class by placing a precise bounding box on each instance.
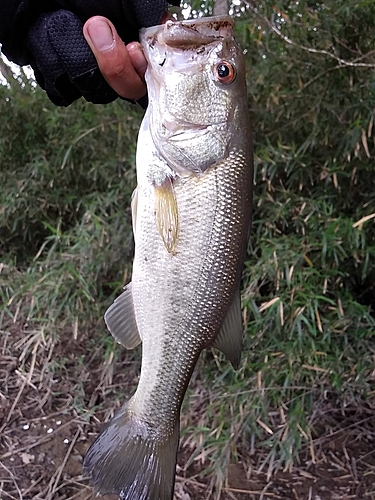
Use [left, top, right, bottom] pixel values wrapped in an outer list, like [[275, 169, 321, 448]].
[[212, 292, 243, 369], [104, 283, 141, 350]]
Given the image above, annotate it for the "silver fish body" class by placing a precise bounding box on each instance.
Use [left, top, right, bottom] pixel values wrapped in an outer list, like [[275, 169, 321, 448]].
[[84, 16, 253, 500]]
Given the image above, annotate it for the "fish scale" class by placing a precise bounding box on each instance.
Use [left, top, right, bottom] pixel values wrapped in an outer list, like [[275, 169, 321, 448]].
[[84, 15, 253, 500]]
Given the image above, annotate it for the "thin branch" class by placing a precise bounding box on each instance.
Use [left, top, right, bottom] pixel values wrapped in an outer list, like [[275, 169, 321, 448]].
[[296, 65, 340, 93], [0, 462, 22, 500], [213, 0, 228, 16], [0, 419, 80, 460], [0, 57, 15, 86], [245, 1, 375, 68], [45, 428, 81, 500]]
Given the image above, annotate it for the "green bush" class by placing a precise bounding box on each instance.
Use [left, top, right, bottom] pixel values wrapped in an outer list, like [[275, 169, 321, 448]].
[[1, 0, 375, 490]]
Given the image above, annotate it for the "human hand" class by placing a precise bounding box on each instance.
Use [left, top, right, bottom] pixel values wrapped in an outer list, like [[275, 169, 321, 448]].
[[1, 1, 179, 107], [83, 11, 174, 105], [83, 17, 147, 104]]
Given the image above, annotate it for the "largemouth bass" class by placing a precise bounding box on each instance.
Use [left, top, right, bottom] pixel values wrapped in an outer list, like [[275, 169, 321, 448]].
[[84, 15, 253, 500]]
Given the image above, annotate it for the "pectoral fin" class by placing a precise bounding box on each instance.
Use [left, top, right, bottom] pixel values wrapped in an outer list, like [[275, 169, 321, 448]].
[[154, 177, 178, 254], [131, 187, 138, 235], [104, 283, 141, 350], [212, 292, 243, 369]]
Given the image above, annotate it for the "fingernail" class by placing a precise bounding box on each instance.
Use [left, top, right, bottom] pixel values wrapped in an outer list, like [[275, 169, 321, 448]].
[[127, 42, 141, 50], [87, 19, 114, 51]]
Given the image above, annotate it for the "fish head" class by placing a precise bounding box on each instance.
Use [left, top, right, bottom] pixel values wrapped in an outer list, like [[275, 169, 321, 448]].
[[140, 16, 248, 176]]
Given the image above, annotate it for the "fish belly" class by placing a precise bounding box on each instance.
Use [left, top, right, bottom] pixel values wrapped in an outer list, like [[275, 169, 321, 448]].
[[130, 146, 251, 433]]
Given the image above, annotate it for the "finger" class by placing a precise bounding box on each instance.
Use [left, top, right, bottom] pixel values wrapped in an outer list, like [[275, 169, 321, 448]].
[[126, 10, 175, 81], [83, 16, 146, 101], [127, 42, 147, 80]]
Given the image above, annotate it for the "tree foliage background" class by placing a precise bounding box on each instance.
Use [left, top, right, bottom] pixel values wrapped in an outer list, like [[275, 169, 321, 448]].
[[1, 0, 375, 488]]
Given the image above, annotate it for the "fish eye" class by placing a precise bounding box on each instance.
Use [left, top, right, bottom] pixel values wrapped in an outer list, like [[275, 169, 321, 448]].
[[215, 61, 236, 84]]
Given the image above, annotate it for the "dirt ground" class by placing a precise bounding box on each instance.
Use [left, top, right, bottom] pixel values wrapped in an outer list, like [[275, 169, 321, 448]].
[[1, 320, 375, 500]]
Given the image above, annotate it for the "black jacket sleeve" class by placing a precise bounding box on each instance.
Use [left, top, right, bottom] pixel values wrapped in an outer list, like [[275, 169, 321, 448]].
[[0, 0, 180, 106], [0, 0, 23, 39]]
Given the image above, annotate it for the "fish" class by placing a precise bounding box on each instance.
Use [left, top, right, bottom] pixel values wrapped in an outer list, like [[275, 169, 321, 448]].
[[83, 15, 253, 500]]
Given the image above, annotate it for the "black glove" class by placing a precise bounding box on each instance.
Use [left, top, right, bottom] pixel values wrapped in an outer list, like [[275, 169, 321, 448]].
[[0, 0, 180, 106]]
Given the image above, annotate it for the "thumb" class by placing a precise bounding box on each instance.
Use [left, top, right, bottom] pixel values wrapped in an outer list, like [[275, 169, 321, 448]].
[[83, 16, 147, 101]]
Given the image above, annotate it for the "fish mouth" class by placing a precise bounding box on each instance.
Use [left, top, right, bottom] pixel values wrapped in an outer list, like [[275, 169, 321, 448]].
[[141, 15, 234, 49]]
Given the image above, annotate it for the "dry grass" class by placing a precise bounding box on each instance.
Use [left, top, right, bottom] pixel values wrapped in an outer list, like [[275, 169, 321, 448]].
[[1, 310, 375, 500]]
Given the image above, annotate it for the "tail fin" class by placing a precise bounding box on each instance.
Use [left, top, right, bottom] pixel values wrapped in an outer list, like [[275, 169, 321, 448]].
[[83, 404, 179, 500]]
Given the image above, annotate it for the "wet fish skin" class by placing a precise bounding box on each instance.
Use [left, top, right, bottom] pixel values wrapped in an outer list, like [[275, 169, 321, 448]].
[[84, 15, 253, 500]]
